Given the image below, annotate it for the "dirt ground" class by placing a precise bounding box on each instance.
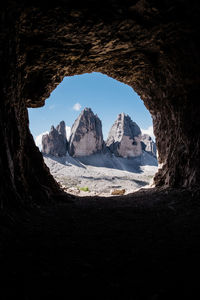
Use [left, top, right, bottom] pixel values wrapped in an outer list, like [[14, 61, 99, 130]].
[[0, 187, 200, 299]]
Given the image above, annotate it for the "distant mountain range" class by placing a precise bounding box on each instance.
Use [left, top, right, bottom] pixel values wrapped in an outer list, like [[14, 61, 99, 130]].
[[39, 107, 157, 160]]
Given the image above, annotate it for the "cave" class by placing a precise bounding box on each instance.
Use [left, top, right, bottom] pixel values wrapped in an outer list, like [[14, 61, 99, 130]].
[[1, 0, 200, 299]]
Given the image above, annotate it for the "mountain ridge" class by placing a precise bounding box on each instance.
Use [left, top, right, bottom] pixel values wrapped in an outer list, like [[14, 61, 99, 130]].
[[40, 107, 157, 160]]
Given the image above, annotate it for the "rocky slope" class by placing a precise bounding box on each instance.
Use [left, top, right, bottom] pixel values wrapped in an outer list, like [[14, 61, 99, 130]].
[[106, 113, 142, 158], [42, 121, 67, 156], [43, 152, 158, 196], [68, 108, 104, 157]]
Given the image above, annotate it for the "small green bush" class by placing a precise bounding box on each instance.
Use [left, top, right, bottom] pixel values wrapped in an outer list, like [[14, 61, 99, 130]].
[[78, 186, 90, 192]]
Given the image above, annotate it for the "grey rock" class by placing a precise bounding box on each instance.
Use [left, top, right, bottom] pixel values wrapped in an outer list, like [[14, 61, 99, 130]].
[[106, 113, 142, 158], [69, 108, 103, 157], [42, 121, 67, 156], [141, 134, 157, 157], [56, 120, 66, 141]]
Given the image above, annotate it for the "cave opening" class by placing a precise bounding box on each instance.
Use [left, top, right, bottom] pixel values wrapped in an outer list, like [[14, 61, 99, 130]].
[[28, 72, 158, 197], [1, 2, 200, 299], [0, 0, 199, 205]]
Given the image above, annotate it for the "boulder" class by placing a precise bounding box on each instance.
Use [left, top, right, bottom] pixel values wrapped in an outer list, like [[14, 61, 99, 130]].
[[42, 121, 67, 156], [106, 113, 142, 158], [111, 189, 126, 195], [69, 108, 104, 157]]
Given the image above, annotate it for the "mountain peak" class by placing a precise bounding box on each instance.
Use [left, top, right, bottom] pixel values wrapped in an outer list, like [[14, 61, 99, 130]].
[[83, 107, 92, 112], [106, 114, 142, 158], [40, 108, 156, 159], [42, 121, 67, 156], [69, 108, 103, 157]]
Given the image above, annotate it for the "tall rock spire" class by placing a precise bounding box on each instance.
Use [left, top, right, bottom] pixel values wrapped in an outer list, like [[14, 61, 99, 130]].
[[42, 121, 67, 156], [68, 108, 103, 157], [106, 113, 142, 157]]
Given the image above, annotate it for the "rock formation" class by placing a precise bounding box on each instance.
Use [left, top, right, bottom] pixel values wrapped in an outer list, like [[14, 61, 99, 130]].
[[42, 121, 67, 156], [106, 113, 142, 158], [40, 111, 157, 160], [69, 108, 103, 157], [56, 121, 67, 143], [141, 134, 157, 157]]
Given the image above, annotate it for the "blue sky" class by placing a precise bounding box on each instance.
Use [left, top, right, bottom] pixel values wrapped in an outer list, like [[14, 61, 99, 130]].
[[28, 72, 153, 140]]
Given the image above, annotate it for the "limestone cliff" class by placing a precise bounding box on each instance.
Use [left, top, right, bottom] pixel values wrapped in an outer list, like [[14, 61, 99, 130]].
[[69, 108, 104, 157], [106, 113, 142, 158], [141, 134, 157, 157], [42, 121, 67, 156]]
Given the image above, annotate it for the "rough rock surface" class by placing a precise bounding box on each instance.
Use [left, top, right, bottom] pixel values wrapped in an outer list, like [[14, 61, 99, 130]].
[[56, 121, 67, 143], [42, 121, 67, 156], [106, 113, 142, 158], [69, 108, 103, 157], [141, 134, 157, 157], [0, 0, 200, 203]]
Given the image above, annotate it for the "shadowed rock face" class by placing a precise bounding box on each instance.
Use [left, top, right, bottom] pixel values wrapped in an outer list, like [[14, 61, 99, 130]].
[[42, 121, 67, 157], [106, 113, 142, 158], [1, 0, 200, 202], [56, 121, 66, 143], [69, 108, 103, 157], [141, 134, 157, 157]]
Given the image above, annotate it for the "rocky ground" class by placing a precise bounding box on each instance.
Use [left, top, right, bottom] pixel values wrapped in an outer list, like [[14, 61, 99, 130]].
[[1, 188, 200, 299], [44, 152, 158, 196]]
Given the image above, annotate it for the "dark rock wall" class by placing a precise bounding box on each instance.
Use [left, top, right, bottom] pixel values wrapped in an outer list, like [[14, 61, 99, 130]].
[[0, 5, 60, 204], [1, 0, 200, 202]]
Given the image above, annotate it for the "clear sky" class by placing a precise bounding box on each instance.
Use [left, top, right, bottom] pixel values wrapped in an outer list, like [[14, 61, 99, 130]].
[[28, 72, 153, 141]]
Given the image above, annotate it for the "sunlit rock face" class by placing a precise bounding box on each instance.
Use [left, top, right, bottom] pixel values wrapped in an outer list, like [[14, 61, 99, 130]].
[[42, 121, 67, 156], [106, 113, 142, 158], [141, 134, 157, 157], [69, 108, 103, 157]]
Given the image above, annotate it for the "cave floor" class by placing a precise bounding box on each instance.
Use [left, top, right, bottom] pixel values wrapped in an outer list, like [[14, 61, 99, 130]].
[[0, 188, 200, 299]]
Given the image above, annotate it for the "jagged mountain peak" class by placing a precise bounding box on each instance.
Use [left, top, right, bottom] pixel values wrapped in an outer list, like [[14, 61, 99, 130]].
[[42, 121, 67, 157], [69, 107, 103, 157], [40, 108, 156, 159], [106, 113, 142, 158]]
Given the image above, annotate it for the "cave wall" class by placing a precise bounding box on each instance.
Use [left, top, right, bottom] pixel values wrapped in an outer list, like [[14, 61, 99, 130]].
[[1, 0, 200, 203], [0, 4, 60, 205]]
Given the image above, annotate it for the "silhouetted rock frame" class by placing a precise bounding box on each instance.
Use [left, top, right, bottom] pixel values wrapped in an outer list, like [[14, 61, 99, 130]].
[[1, 0, 200, 203]]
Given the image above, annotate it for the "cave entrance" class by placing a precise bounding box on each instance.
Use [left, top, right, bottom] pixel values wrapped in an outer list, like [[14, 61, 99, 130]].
[[28, 72, 158, 197]]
